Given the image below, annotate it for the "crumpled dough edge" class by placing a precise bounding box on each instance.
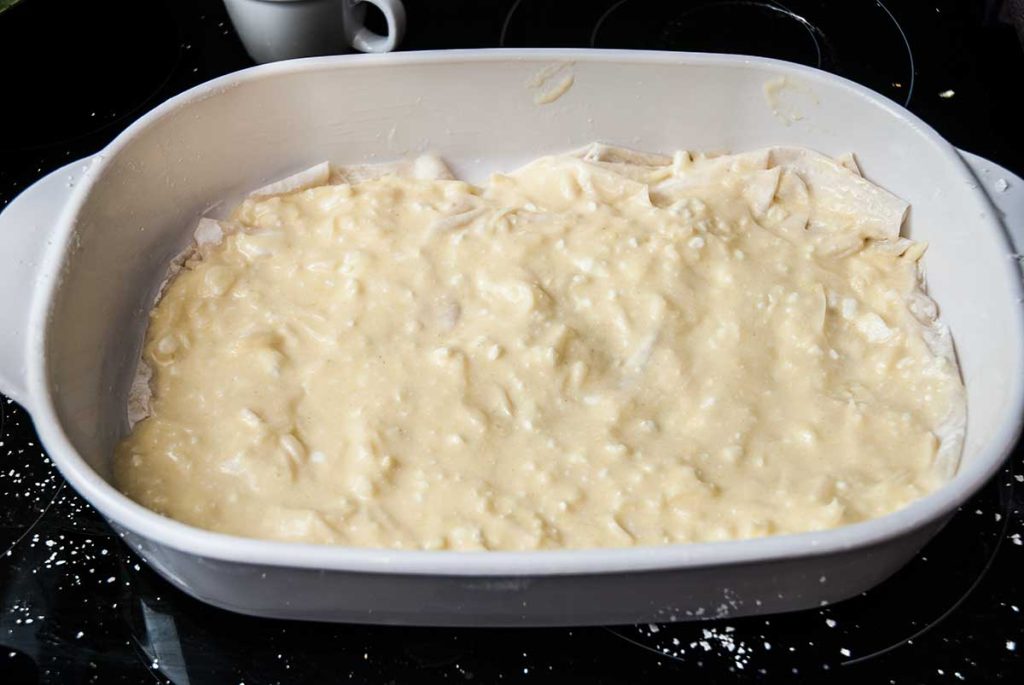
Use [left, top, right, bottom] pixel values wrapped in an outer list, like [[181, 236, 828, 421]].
[[766, 146, 964, 480], [904, 274, 966, 481], [565, 142, 966, 481]]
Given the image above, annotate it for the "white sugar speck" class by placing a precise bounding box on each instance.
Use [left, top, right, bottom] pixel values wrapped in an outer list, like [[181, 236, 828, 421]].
[[939, 89, 955, 99], [1007, 640, 1017, 651], [825, 618, 837, 628], [839, 648, 851, 657]]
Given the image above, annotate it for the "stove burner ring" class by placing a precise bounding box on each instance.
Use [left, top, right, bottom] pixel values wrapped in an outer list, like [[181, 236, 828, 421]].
[[498, 0, 525, 48], [605, 469, 1016, 672], [874, 0, 915, 105], [592, 0, 828, 68], [501, 0, 915, 107]]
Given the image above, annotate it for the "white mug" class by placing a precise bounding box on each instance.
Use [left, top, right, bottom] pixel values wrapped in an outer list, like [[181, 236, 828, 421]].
[[223, 0, 406, 63]]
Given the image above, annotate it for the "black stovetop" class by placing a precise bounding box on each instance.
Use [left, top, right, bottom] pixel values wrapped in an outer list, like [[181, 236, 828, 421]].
[[1, 1, 1022, 683]]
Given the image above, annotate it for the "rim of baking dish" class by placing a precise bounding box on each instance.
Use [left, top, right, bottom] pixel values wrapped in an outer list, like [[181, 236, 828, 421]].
[[27, 49, 1024, 576]]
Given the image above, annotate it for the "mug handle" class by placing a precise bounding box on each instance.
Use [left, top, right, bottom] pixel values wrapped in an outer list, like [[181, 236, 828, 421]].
[[348, 0, 406, 53]]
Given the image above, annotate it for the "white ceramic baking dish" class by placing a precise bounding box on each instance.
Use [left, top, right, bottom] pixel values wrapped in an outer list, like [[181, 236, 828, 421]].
[[1, 50, 1023, 627]]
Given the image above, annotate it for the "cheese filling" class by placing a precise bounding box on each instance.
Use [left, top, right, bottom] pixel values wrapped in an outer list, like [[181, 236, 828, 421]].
[[114, 146, 964, 550]]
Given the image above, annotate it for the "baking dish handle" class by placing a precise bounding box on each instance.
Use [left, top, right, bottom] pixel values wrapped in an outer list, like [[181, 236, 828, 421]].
[[959, 150, 1024, 253], [0, 157, 94, 409]]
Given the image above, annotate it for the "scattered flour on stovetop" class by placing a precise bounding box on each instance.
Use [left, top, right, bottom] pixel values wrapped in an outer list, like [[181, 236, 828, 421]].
[[635, 623, 759, 671], [1, 399, 137, 644], [0, 402, 63, 545]]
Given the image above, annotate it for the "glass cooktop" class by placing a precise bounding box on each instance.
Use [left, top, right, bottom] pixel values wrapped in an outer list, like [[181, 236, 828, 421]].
[[1, 0, 1022, 682]]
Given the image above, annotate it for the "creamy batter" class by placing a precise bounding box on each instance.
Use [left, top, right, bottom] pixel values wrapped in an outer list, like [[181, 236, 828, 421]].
[[114, 145, 964, 550]]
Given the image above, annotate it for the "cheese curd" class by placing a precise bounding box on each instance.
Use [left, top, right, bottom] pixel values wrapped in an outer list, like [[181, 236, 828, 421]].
[[114, 145, 964, 550]]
